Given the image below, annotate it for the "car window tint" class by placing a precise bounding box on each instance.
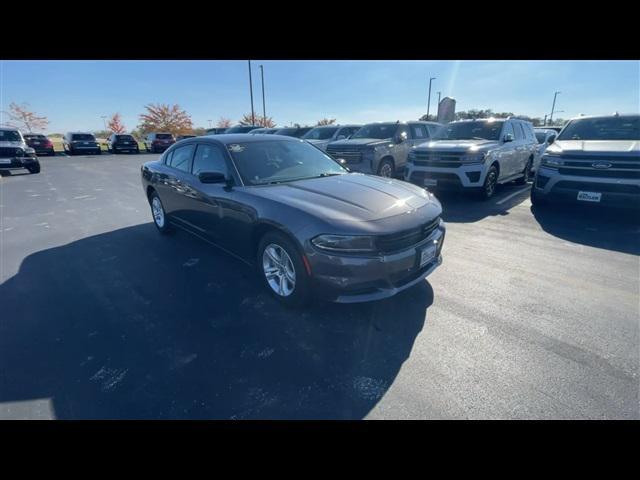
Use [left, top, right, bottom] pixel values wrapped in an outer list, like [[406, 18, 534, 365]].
[[410, 124, 428, 139], [192, 144, 228, 175], [169, 144, 194, 173], [502, 122, 515, 139]]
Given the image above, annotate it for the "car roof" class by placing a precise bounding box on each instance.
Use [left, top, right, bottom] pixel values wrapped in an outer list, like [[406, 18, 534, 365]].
[[566, 113, 639, 121], [202, 134, 303, 144]]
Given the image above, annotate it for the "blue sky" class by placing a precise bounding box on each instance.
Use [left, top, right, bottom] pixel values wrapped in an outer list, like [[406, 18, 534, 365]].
[[1, 60, 638, 133]]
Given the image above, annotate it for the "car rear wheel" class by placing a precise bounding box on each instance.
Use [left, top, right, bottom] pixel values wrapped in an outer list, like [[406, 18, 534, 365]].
[[149, 191, 172, 234], [515, 158, 533, 185], [377, 159, 394, 178], [27, 163, 40, 174], [258, 232, 310, 307]]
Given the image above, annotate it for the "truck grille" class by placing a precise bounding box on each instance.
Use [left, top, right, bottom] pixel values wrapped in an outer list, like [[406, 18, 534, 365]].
[[558, 154, 640, 179], [326, 145, 365, 164], [413, 151, 463, 168], [376, 216, 440, 253], [0, 147, 23, 158]]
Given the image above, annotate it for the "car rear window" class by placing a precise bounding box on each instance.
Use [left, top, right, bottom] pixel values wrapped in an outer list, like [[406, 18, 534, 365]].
[[72, 134, 95, 141], [156, 134, 173, 139], [116, 135, 134, 141]]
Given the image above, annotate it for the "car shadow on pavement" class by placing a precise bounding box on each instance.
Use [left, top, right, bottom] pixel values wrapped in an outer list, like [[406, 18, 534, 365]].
[[436, 183, 531, 223], [0, 223, 433, 419], [531, 203, 640, 256]]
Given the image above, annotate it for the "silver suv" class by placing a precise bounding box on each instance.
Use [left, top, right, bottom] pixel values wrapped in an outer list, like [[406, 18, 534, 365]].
[[326, 121, 442, 178], [0, 127, 41, 174], [405, 118, 538, 199], [531, 114, 640, 208]]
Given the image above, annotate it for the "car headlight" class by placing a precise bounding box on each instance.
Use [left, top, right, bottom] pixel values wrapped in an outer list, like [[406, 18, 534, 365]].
[[25, 147, 36, 155], [311, 234, 377, 253], [460, 153, 485, 164], [541, 154, 563, 168]]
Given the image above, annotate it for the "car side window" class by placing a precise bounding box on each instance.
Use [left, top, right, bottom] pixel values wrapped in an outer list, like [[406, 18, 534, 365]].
[[502, 122, 515, 140], [410, 124, 429, 139], [512, 123, 524, 140], [168, 144, 195, 173], [192, 144, 228, 175]]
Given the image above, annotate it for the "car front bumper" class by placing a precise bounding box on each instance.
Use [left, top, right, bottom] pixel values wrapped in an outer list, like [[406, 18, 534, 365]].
[[533, 166, 640, 208], [405, 163, 487, 189], [308, 224, 445, 303], [0, 156, 39, 169]]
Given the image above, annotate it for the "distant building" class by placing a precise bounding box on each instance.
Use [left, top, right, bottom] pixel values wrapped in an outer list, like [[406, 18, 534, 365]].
[[437, 97, 456, 123]]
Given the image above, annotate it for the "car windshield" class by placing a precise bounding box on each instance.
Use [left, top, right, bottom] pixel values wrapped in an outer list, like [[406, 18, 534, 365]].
[[433, 121, 504, 141], [303, 127, 339, 140], [535, 132, 548, 143], [227, 139, 347, 186], [557, 116, 640, 141], [116, 135, 134, 141], [156, 134, 173, 139], [0, 130, 22, 142], [351, 123, 398, 140], [72, 134, 95, 141]]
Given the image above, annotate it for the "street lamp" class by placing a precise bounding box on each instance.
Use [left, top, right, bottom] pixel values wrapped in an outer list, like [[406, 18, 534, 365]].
[[259, 64, 266, 121], [549, 91, 561, 124], [427, 77, 436, 120], [207, 119, 212, 128], [248, 60, 255, 125], [100, 115, 107, 131]]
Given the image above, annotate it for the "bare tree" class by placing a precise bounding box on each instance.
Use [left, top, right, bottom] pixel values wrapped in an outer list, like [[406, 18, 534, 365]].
[[217, 117, 233, 128], [239, 114, 275, 127], [2, 102, 49, 133], [316, 118, 336, 126], [138, 103, 193, 135]]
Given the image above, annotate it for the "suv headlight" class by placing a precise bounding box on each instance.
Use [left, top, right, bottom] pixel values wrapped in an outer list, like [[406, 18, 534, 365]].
[[311, 234, 377, 253], [25, 147, 36, 156], [460, 153, 485, 164], [541, 154, 563, 168]]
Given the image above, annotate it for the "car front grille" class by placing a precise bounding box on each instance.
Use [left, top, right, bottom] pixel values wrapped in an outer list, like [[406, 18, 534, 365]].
[[553, 181, 640, 194], [0, 147, 24, 158], [376, 216, 441, 254], [412, 151, 464, 168], [558, 154, 640, 179], [326, 148, 363, 164]]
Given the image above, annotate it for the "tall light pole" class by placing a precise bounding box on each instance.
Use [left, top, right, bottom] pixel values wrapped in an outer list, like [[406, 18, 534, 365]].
[[207, 119, 212, 128], [549, 91, 561, 124], [248, 60, 255, 125], [100, 115, 107, 131], [426, 77, 436, 120], [259, 64, 266, 121]]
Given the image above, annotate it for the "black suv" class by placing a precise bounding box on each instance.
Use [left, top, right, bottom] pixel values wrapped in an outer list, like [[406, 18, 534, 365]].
[[107, 133, 140, 154], [144, 133, 176, 153], [273, 126, 314, 138], [63, 132, 101, 155]]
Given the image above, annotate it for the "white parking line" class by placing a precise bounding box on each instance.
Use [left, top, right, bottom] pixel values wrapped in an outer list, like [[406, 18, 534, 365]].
[[496, 186, 531, 205]]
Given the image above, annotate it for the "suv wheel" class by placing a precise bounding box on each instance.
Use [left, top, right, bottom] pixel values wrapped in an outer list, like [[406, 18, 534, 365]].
[[377, 159, 394, 178], [515, 158, 533, 185], [149, 191, 173, 234], [258, 232, 310, 307], [27, 162, 41, 174], [479, 165, 498, 200]]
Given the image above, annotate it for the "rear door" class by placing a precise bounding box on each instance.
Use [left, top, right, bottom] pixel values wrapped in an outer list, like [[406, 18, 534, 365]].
[[159, 143, 197, 223]]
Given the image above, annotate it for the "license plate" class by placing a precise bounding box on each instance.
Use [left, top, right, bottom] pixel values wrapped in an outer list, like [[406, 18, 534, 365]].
[[0, 158, 11, 164], [423, 178, 438, 187], [33, 141, 40, 145], [577, 191, 602, 202], [419, 244, 437, 267]]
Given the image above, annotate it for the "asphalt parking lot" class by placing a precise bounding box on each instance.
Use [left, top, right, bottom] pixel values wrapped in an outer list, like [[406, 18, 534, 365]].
[[1, 153, 638, 419]]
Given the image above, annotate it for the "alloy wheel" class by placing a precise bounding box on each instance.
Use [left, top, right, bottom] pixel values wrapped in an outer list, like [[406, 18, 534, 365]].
[[262, 243, 296, 297]]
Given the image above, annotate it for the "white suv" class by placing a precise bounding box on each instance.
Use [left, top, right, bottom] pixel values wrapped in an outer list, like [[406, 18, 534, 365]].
[[405, 118, 538, 199]]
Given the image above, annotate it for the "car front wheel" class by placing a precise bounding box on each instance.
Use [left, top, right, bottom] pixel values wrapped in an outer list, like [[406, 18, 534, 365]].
[[515, 158, 533, 185], [377, 159, 394, 178], [27, 163, 41, 174], [258, 232, 310, 307], [479, 165, 498, 200]]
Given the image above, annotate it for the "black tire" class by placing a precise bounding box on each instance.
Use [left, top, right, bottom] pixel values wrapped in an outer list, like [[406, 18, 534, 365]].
[[135, 148, 140, 154], [377, 158, 395, 178], [149, 191, 173, 234], [530, 186, 547, 208], [479, 165, 499, 200], [257, 231, 311, 308], [27, 163, 41, 174], [515, 157, 533, 185], [96, 149, 101, 155]]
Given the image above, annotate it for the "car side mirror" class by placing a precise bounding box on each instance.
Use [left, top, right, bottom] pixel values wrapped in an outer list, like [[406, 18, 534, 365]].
[[503, 133, 514, 143], [395, 132, 407, 143], [198, 171, 227, 184], [548, 135, 556, 144]]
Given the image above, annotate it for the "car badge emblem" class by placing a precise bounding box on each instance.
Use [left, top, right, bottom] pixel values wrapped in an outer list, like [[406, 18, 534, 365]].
[[592, 162, 612, 169]]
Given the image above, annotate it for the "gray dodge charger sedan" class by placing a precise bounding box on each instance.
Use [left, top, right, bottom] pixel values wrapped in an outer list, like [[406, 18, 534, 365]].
[[141, 134, 445, 306]]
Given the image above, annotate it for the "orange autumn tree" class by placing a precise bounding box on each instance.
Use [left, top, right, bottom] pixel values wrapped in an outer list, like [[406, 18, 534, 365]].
[[3, 102, 49, 133], [107, 113, 126, 134], [217, 117, 233, 128], [138, 103, 193, 136]]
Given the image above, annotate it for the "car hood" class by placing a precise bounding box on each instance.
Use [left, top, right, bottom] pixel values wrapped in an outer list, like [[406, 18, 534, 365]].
[[249, 173, 441, 229], [0, 141, 26, 149], [328, 138, 391, 148], [548, 140, 640, 155], [415, 139, 500, 152]]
